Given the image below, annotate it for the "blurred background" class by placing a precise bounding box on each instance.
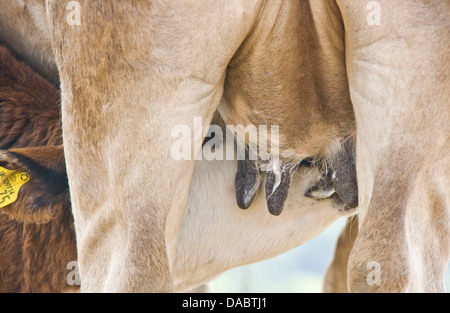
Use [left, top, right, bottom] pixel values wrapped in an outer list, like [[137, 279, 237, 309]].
[[211, 217, 450, 293]]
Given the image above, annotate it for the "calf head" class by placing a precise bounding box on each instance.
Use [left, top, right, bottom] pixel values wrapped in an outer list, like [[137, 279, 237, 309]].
[[0, 145, 69, 223]]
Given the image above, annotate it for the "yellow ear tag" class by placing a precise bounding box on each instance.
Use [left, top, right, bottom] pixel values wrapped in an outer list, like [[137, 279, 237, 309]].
[[0, 166, 30, 208]]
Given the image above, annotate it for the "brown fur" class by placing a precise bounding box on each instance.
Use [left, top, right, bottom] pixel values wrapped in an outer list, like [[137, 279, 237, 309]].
[[0, 0, 59, 86], [3, 0, 446, 292], [0, 46, 77, 293], [0, 43, 352, 293], [44, 0, 356, 291]]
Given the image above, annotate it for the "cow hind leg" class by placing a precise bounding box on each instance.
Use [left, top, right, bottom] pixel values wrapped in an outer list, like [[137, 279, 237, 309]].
[[46, 0, 262, 292], [337, 0, 450, 293], [348, 151, 450, 292]]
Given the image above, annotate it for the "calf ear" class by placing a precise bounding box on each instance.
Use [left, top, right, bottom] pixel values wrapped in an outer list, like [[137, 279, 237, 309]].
[[0, 145, 69, 224]]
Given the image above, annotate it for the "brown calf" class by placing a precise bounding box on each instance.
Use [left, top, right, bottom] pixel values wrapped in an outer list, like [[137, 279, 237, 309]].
[[0, 46, 77, 293]]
